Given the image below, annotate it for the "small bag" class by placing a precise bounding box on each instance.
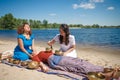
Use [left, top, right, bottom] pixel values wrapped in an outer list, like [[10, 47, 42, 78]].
[[54, 50, 63, 56]]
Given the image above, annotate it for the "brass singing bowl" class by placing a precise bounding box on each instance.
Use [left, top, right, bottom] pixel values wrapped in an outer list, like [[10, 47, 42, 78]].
[[8, 58, 14, 63], [45, 47, 52, 53], [55, 50, 63, 55], [21, 61, 28, 66], [55, 50, 60, 54], [46, 47, 52, 51], [87, 72, 105, 80], [27, 61, 39, 69], [96, 72, 105, 79], [104, 68, 114, 73], [87, 72, 98, 80], [13, 59, 21, 64]]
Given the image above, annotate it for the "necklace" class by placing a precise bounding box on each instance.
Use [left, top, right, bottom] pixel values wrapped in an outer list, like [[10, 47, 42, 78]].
[[23, 34, 30, 40]]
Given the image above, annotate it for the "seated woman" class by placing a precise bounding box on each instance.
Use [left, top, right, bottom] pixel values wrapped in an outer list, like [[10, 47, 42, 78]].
[[32, 50, 120, 80], [13, 23, 36, 61], [47, 24, 77, 58]]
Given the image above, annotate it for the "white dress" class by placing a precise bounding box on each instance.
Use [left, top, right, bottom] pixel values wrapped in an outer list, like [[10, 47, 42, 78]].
[[52, 34, 77, 58]]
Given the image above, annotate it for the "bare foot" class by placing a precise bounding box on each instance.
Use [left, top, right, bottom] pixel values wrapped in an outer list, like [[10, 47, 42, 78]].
[[112, 68, 120, 79], [99, 71, 114, 80]]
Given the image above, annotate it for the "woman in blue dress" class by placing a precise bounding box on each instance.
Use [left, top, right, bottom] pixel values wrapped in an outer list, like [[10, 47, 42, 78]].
[[13, 23, 36, 61]]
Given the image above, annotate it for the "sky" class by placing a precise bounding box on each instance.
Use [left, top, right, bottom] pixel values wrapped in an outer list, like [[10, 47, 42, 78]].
[[0, 0, 120, 26]]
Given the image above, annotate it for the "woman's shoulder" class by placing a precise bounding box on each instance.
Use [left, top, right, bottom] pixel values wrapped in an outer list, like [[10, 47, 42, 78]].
[[69, 35, 75, 38], [17, 34, 24, 38], [56, 34, 60, 36], [54, 34, 60, 38]]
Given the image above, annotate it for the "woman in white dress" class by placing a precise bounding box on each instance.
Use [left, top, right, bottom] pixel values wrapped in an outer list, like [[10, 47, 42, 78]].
[[47, 24, 77, 58]]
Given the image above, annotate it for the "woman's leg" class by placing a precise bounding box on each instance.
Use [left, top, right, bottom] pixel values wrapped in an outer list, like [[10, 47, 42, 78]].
[[58, 56, 104, 75], [13, 52, 29, 61], [96, 67, 120, 80]]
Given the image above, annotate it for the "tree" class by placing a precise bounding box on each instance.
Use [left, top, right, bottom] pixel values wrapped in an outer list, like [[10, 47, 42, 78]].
[[43, 19, 48, 28], [92, 24, 100, 28], [1, 13, 15, 29]]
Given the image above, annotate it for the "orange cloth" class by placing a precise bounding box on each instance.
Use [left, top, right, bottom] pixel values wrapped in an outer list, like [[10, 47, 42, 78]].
[[32, 51, 53, 63]]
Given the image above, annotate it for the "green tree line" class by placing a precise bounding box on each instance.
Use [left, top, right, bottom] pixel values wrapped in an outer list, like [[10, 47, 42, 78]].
[[0, 13, 120, 30]]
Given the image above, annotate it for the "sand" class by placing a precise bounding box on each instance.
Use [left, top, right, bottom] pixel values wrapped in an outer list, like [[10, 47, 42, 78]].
[[0, 39, 120, 80]]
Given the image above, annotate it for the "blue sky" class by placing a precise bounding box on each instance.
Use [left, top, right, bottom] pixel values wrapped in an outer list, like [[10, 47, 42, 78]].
[[0, 0, 120, 26]]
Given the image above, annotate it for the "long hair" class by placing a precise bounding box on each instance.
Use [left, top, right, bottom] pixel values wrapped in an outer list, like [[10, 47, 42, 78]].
[[59, 24, 70, 45], [17, 23, 32, 35]]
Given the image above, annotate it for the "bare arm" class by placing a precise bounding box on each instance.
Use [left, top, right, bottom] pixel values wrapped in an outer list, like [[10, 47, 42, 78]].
[[63, 45, 76, 56], [63, 35, 76, 56], [47, 39, 55, 46], [18, 38, 32, 57], [31, 39, 37, 55], [31, 39, 35, 50]]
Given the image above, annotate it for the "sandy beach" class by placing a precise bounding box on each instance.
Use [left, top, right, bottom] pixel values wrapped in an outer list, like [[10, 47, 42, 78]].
[[0, 39, 120, 80]]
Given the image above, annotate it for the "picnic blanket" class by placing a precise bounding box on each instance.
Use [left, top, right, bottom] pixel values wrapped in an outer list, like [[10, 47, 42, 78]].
[[0, 50, 88, 80]]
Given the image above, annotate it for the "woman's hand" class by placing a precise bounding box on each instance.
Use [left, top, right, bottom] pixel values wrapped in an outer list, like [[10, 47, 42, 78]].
[[29, 54, 33, 58], [47, 40, 55, 46], [32, 50, 37, 56], [62, 52, 67, 56], [47, 41, 52, 46]]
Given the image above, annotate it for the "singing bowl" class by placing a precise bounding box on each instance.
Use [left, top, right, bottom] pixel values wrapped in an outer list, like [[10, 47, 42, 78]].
[[96, 72, 105, 79], [46, 47, 52, 51], [87, 72, 98, 80], [27, 61, 39, 69], [55, 50, 59, 54], [54, 50, 63, 56], [45, 47, 52, 53], [8, 58, 14, 63], [21, 61, 28, 66], [87, 72, 106, 80], [104, 68, 114, 73], [13, 59, 21, 64]]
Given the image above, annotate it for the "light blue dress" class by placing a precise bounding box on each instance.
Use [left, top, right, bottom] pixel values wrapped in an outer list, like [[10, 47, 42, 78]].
[[13, 34, 34, 61]]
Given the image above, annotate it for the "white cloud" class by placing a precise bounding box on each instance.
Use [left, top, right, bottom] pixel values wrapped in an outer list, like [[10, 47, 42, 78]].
[[107, 6, 114, 10], [90, 0, 104, 3], [73, 0, 104, 10], [73, 3, 95, 9], [49, 13, 56, 16], [73, 4, 79, 9]]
